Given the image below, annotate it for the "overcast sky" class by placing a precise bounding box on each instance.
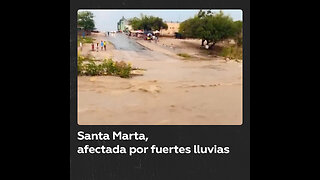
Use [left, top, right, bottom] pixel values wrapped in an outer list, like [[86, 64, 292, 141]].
[[79, 9, 243, 32]]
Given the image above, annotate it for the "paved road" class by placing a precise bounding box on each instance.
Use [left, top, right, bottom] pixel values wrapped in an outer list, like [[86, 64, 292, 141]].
[[106, 33, 146, 51], [104, 33, 175, 63]]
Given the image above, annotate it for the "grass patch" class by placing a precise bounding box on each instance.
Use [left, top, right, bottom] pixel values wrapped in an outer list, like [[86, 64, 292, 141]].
[[78, 36, 95, 46], [177, 53, 192, 58], [78, 56, 132, 78], [219, 45, 243, 60]]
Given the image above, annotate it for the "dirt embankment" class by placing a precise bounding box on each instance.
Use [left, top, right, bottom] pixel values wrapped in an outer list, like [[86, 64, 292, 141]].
[[135, 37, 234, 60], [78, 32, 115, 60]]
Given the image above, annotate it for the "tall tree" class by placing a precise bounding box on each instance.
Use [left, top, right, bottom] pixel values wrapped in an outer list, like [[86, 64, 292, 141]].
[[233, 20, 243, 46], [77, 11, 95, 31], [179, 10, 241, 49], [129, 14, 168, 31]]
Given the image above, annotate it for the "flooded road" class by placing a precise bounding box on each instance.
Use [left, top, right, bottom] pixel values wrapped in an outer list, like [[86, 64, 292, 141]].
[[106, 33, 146, 51], [78, 32, 242, 125]]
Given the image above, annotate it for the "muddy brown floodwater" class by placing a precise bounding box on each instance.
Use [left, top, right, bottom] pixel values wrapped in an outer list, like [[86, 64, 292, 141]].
[[78, 33, 242, 125]]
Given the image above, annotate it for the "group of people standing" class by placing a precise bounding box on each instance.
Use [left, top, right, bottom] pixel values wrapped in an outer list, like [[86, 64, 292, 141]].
[[91, 40, 107, 52]]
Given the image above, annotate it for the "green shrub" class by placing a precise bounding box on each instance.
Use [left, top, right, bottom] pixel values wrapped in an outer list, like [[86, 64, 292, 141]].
[[220, 45, 242, 60], [78, 36, 95, 46], [104, 58, 117, 75], [77, 55, 85, 74], [84, 61, 101, 76], [114, 61, 131, 78], [77, 56, 132, 78]]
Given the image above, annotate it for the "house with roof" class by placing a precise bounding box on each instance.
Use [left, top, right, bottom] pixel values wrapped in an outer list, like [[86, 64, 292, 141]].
[[160, 21, 180, 36], [117, 16, 132, 32]]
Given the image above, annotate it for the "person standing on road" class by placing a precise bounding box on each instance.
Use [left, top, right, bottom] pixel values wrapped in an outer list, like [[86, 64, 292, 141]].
[[79, 42, 82, 51], [107, 31, 109, 36], [154, 36, 158, 43], [103, 41, 106, 51], [100, 41, 104, 50], [96, 42, 99, 52]]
